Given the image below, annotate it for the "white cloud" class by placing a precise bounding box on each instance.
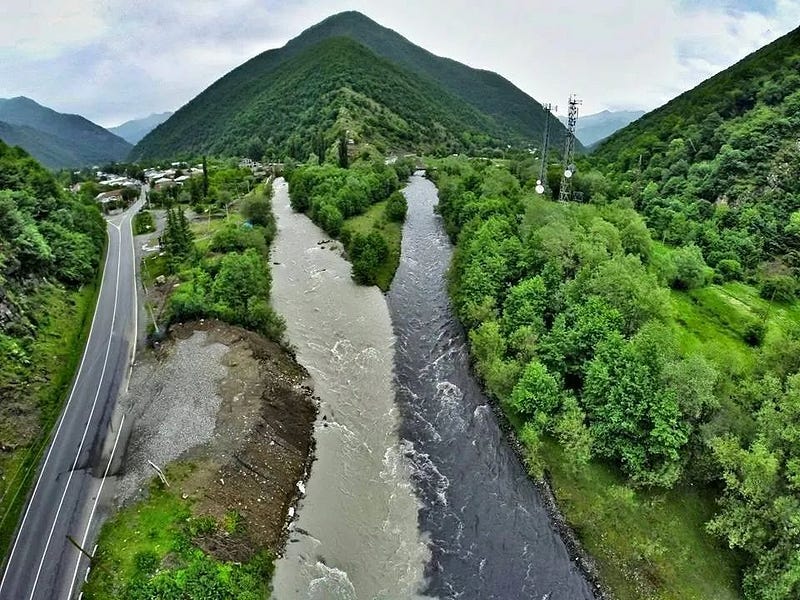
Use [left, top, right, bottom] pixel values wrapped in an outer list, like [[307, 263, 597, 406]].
[[0, 0, 106, 58], [0, 0, 797, 126]]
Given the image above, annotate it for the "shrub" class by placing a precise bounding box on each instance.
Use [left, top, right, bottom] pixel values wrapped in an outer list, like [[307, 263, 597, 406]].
[[385, 191, 408, 222], [759, 275, 797, 303], [349, 232, 388, 285], [670, 244, 712, 290]]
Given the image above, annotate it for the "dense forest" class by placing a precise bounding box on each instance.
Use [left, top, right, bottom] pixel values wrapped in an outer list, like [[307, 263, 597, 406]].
[[434, 136, 800, 597], [133, 12, 574, 163], [287, 154, 414, 288], [0, 141, 105, 551], [133, 37, 513, 162], [592, 25, 800, 298], [280, 11, 572, 150]]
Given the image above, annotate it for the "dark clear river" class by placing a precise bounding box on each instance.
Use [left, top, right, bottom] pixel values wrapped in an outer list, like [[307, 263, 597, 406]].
[[387, 173, 595, 600]]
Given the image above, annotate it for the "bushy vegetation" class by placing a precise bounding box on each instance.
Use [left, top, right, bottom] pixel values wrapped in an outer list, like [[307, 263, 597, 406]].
[[159, 185, 285, 342], [0, 141, 104, 555], [432, 154, 800, 599], [132, 209, 155, 235], [288, 157, 412, 288], [83, 466, 273, 599], [592, 26, 800, 296]]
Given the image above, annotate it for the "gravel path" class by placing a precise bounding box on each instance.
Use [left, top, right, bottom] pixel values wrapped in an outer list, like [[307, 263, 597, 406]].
[[117, 330, 228, 500]]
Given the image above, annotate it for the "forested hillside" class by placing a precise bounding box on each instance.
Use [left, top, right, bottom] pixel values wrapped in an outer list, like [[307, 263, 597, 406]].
[[0, 97, 132, 168], [0, 141, 105, 551], [133, 12, 571, 161], [279, 11, 571, 150], [592, 25, 800, 296], [433, 151, 800, 599]]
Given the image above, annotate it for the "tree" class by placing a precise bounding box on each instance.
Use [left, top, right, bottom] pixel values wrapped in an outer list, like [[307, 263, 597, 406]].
[[582, 325, 689, 487], [508, 360, 561, 428], [670, 244, 711, 290], [349, 232, 388, 285], [211, 249, 270, 317], [240, 192, 273, 228], [338, 131, 349, 169], [385, 191, 407, 222]]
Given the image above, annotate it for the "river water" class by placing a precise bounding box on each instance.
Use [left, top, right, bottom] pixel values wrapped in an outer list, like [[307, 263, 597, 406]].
[[386, 174, 595, 599], [270, 174, 594, 599], [269, 178, 430, 599]]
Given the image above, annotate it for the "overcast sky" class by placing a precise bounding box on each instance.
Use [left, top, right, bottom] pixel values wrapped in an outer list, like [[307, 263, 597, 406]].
[[1, 0, 798, 128]]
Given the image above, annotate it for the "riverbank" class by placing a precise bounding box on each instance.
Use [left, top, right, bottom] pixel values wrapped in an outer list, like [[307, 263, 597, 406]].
[[83, 320, 316, 597]]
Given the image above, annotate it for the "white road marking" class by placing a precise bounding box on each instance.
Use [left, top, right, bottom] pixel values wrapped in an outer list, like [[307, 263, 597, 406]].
[[66, 414, 126, 599], [27, 227, 123, 600], [0, 221, 115, 596]]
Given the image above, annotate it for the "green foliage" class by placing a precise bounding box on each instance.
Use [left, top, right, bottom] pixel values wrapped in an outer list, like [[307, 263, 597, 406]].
[[240, 189, 276, 234], [759, 274, 797, 303], [385, 190, 407, 222], [289, 160, 406, 287], [593, 27, 800, 287], [349, 231, 389, 285], [508, 360, 561, 427], [83, 473, 274, 599], [159, 167, 285, 341], [131, 34, 530, 162], [210, 222, 269, 256], [669, 244, 713, 290], [432, 155, 796, 598], [133, 209, 155, 235], [160, 208, 194, 272], [707, 373, 800, 599]]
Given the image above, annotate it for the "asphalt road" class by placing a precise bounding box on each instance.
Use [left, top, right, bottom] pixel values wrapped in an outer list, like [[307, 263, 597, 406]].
[[0, 195, 142, 600]]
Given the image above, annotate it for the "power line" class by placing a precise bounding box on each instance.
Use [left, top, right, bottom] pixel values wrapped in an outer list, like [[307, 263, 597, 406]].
[[535, 102, 557, 195], [559, 94, 582, 203]]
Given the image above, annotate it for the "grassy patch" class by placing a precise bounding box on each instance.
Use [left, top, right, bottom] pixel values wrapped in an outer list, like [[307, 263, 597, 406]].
[[132, 210, 155, 235], [0, 280, 99, 556], [540, 439, 743, 600], [84, 464, 274, 599], [342, 200, 402, 291], [141, 254, 169, 288]]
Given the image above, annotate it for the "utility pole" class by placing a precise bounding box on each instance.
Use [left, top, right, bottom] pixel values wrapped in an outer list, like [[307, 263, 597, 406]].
[[536, 102, 557, 195], [559, 94, 582, 203]]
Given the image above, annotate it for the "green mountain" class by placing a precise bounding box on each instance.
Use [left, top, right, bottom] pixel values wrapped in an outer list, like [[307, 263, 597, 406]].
[[109, 111, 173, 144], [592, 25, 800, 275], [133, 12, 570, 161], [0, 97, 131, 169], [0, 121, 87, 170]]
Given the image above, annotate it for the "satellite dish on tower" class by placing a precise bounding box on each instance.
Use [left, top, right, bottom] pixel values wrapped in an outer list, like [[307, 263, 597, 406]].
[[564, 169, 573, 179]]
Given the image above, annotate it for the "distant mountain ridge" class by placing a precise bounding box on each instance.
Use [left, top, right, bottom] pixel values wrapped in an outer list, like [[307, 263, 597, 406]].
[[0, 97, 131, 169], [559, 109, 645, 147], [109, 111, 173, 144], [133, 11, 574, 160]]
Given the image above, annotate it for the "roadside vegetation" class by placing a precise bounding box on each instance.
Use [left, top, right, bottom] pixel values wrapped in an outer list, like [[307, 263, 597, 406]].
[[431, 152, 800, 599], [86, 161, 289, 597], [83, 463, 274, 599], [287, 152, 413, 290], [0, 141, 105, 557]]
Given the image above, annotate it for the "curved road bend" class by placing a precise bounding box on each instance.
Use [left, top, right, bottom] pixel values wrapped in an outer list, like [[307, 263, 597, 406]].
[[0, 196, 142, 600]]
